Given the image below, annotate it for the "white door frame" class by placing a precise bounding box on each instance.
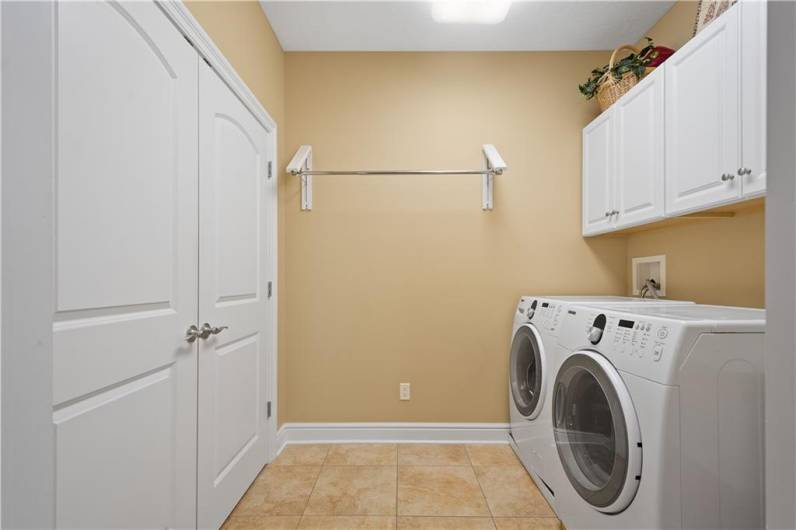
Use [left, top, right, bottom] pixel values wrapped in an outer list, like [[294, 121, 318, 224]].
[[765, 3, 796, 528], [0, 2, 278, 527]]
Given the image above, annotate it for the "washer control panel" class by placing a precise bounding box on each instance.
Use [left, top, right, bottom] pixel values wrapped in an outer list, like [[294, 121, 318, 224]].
[[579, 311, 671, 363]]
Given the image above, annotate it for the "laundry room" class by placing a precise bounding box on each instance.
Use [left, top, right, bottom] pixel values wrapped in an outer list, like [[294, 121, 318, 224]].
[[1, 0, 788, 529]]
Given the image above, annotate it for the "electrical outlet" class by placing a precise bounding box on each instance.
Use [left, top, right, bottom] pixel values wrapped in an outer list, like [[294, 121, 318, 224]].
[[399, 383, 411, 401]]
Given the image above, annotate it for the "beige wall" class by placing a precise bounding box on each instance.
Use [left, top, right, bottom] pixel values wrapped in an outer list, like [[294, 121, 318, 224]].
[[190, 0, 763, 427], [184, 1, 292, 423], [283, 52, 627, 423], [626, 0, 765, 309]]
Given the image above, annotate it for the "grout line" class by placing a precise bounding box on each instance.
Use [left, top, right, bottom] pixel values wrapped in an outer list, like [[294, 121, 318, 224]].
[[467, 445, 497, 526], [299, 445, 330, 520]]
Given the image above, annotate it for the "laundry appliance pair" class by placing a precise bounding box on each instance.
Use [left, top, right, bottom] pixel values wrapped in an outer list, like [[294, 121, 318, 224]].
[[508, 296, 693, 508], [510, 297, 766, 530]]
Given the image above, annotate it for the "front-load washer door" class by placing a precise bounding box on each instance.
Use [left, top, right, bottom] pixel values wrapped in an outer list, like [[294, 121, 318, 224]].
[[509, 324, 546, 419], [553, 351, 642, 513]]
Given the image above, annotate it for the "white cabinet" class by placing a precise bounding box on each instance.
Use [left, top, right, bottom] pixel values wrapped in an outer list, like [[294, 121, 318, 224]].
[[665, 4, 741, 216], [741, 0, 767, 197], [582, 0, 766, 236], [582, 69, 665, 236], [582, 111, 615, 236], [615, 68, 665, 229]]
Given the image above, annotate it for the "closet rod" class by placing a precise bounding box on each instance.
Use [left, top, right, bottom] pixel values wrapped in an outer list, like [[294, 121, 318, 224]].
[[292, 168, 502, 176], [287, 144, 507, 211]]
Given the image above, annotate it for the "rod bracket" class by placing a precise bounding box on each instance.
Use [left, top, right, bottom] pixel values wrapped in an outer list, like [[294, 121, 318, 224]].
[[287, 145, 313, 210]]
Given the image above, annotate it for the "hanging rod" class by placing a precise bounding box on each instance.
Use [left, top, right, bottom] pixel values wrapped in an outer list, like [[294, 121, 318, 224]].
[[286, 144, 507, 211], [293, 169, 502, 176]]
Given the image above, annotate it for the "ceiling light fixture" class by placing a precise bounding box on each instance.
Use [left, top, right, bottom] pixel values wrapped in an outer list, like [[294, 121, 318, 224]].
[[431, 0, 512, 24]]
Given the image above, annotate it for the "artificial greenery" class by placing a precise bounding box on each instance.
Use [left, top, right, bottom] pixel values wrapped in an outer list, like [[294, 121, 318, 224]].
[[579, 38, 656, 100]]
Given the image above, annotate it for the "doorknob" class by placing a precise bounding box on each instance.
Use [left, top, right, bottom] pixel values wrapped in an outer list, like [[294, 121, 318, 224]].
[[199, 323, 228, 339], [185, 325, 201, 343]]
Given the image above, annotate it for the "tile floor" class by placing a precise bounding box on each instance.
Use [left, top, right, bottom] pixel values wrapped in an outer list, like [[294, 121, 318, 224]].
[[222, 443, 561, 530]]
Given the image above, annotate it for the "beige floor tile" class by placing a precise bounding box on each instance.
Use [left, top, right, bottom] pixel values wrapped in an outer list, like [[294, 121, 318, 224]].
[[473, 466, 555, 517], [465, 445, 521, 467], [325, 444, 398, 465], [235, 465, 322, 516], [398, 444, 470, 466], [305, 466, 397, 515], [273, 445, 330, 466], [222, 515, 301, 529], [397, 466, 490, 517], [397, 516, 496, 529], [298, 515, 397, 529], [493, 518, 561, 530]]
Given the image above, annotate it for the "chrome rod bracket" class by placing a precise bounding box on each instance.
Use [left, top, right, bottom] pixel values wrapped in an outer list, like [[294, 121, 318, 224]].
[[286, 144, 507, 211]]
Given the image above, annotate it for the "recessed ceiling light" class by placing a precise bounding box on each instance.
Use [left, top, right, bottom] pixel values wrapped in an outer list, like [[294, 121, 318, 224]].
[[431, 0, 512, 24]]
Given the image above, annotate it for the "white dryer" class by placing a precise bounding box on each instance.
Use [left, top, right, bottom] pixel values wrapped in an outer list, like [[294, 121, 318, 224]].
[[551, 303, 765, 530], [508, 296, 693, 508]]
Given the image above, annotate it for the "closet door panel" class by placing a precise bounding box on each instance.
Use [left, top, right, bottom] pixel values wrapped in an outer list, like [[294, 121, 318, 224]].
[[664, 5, 741, 215], [198, 60, 272, 529], [52, 2, 198, 529]]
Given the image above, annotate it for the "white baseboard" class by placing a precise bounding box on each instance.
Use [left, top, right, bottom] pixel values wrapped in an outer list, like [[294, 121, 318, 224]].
[[274, 422, 509, 455]]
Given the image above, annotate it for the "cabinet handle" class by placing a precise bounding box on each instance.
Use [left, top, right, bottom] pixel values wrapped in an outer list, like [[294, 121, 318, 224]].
[[738, 167, 752, 176], [612, 210, 619, 216], [605, 211, 611, 218], [721, 173, 735, 182]]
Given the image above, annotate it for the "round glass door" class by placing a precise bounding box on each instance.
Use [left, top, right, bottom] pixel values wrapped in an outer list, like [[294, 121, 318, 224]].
[[509, 324, 545, 419], [553, 351, 642, 513]]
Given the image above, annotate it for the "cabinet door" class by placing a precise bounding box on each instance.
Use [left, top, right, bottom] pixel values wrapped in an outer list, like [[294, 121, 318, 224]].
[[665, 4, 741, 216], [197, 60, 274, 529], [52, 2, 198, 528], [741, 0, 767, 197], [582, 111, 615, 236], [615, 68, 665, 229]]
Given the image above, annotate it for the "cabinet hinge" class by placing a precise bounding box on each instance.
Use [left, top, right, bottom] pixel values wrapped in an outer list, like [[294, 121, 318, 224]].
[[267, 281, 273, 299], [267, 160, 273, 180], [267, 401, 272, 419]]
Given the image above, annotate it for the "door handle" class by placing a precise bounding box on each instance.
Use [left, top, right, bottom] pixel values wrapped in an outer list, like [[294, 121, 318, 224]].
[[185, 325, 201, 343], [199, 323, 229, 339]]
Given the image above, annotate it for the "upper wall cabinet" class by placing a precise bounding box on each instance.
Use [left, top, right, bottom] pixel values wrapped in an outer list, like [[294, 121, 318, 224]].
[[740, 0, 767, 197], [582, 111, 615, 236], [665, 4, 740, 216], [582, 0, 766, 235], [615, 67, 665, 229], [582, 68, 664, 236]]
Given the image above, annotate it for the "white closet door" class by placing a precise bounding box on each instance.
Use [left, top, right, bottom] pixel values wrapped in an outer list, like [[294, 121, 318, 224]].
[[52, 2, 198, 528], [615, 68, 665, 229], [664, 4, 741, 215], [197, 61, 273, 529]]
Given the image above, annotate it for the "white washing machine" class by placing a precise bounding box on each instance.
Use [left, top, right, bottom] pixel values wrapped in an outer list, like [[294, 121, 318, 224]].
[[508, 296, 693, 509], [551, 303, 765, 530]]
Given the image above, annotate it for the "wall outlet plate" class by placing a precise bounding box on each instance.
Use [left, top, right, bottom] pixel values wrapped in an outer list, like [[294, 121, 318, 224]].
[[399, 383, 411, 401], [632, 254, 667, 296]]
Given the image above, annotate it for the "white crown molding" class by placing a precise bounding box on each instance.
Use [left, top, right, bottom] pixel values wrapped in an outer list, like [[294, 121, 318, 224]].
[[157, 1, 277, 133], [276, 423, 509, 452]]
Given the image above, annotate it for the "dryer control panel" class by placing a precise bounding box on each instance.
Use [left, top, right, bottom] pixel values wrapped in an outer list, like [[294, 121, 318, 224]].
[[558, 306, 684, 383]]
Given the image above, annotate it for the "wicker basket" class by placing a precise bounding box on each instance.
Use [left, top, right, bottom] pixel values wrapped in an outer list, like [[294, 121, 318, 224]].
[[596, 45, 641, 112]]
